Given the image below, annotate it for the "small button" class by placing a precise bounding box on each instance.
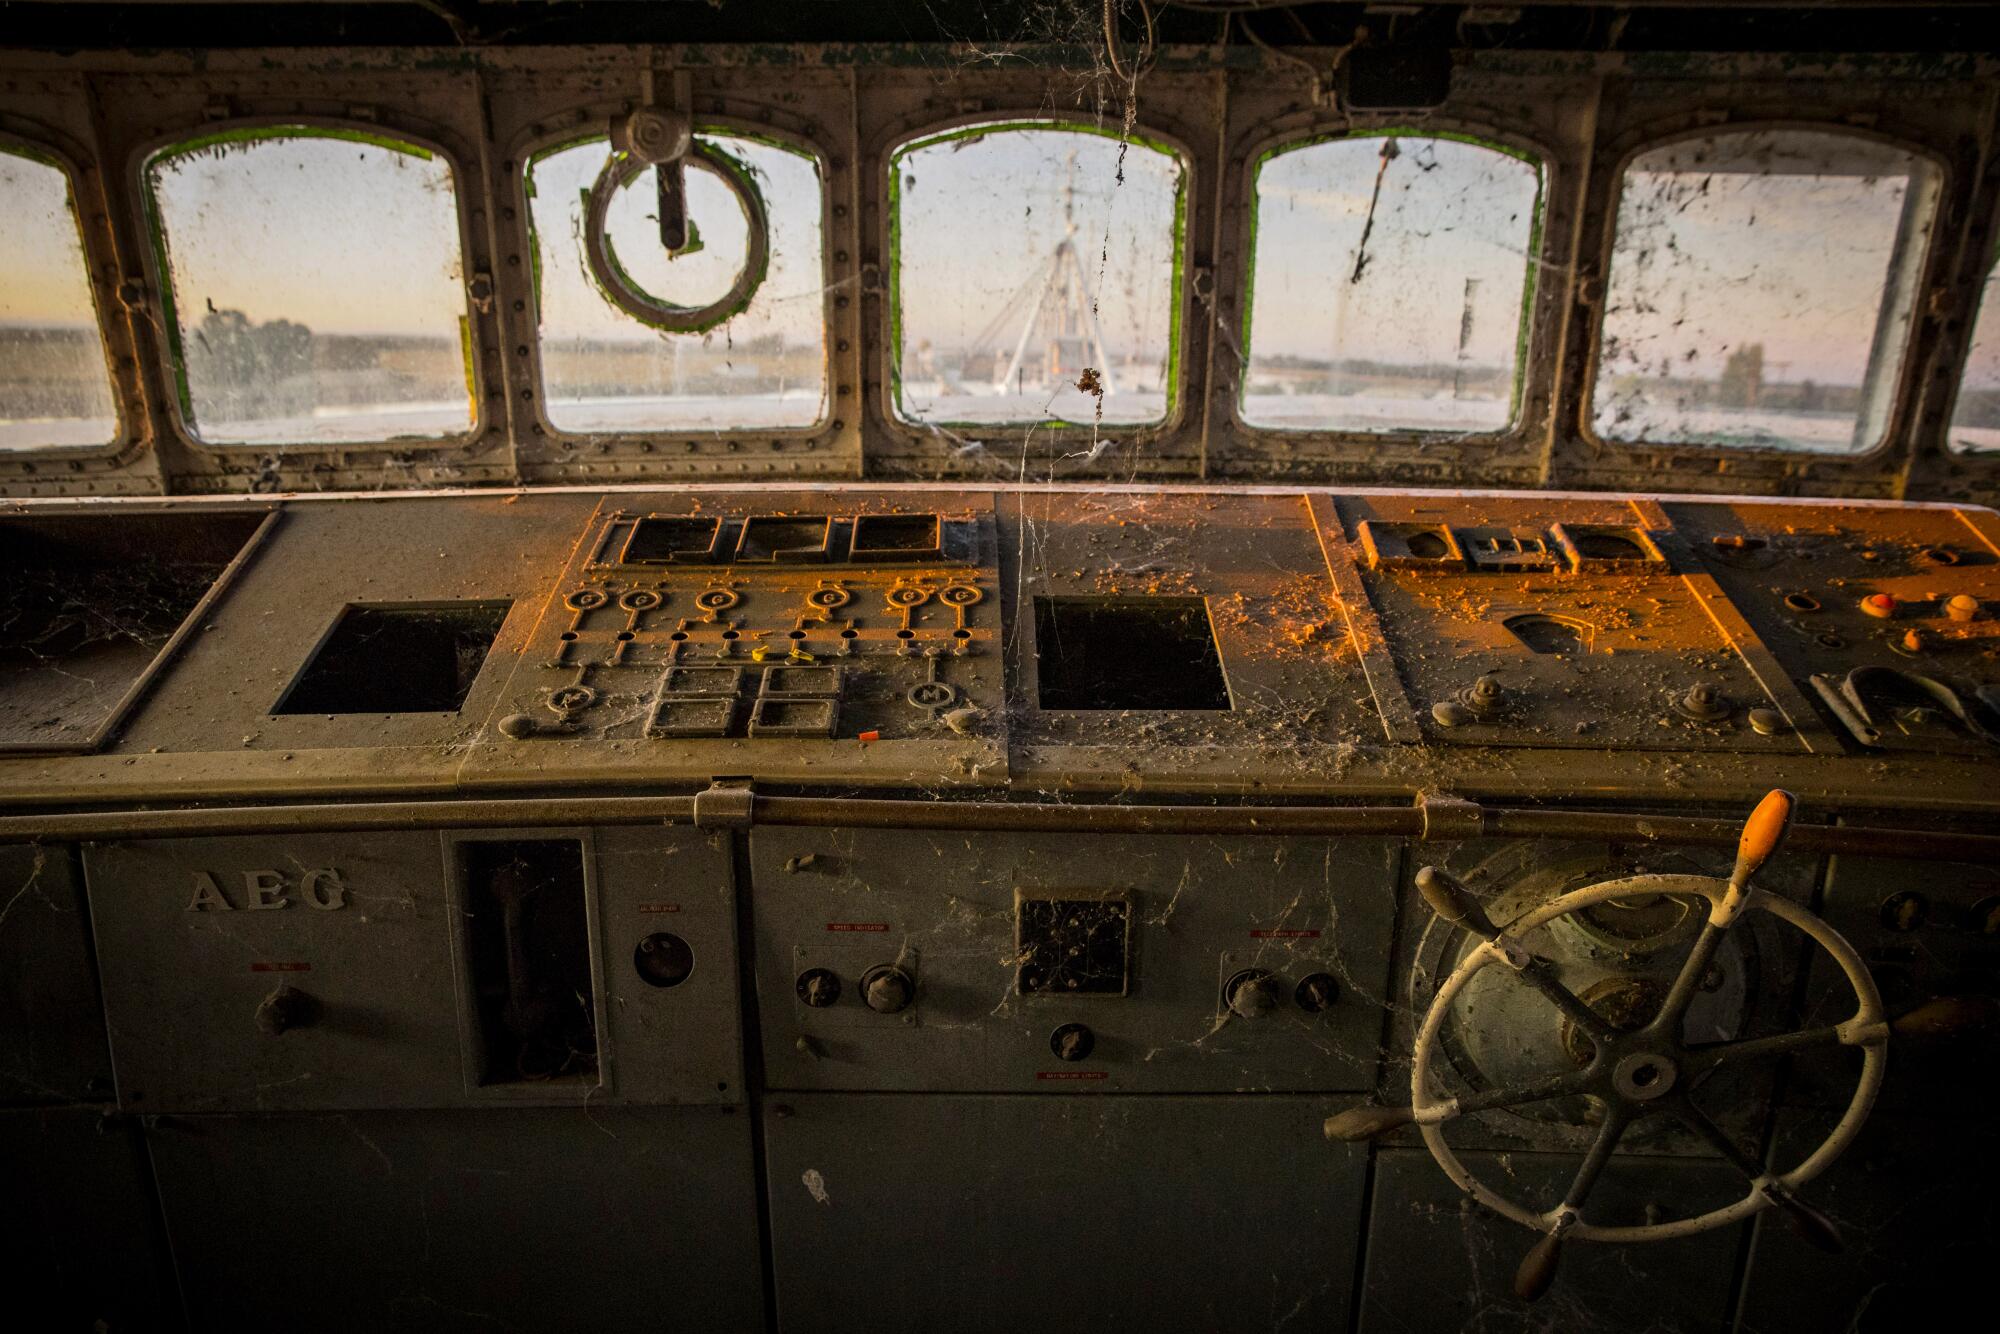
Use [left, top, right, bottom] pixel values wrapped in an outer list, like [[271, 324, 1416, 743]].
[[1747, 707, 1787, 736], [1432, 701, 1473, 728], [1860, 593, 1898, 619], [1946, 594, 1981, 623]]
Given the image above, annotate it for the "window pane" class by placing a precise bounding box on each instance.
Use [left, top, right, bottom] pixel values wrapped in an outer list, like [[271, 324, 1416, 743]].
[[893, 124, 1182, 427], [1593, 130, 1939, 454], [0, 147, 118, 451], [1949, 258, 2000, 453], [1242, 134, 1541, 434], [146, 129, 473, 446], [527, 133, 826, 432]]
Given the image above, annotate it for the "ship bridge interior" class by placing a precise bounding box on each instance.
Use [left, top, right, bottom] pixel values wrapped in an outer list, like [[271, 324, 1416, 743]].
[[2, 2, 1999, 1331]]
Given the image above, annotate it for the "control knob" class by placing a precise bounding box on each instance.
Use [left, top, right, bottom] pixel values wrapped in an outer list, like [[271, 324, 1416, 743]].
[[1225, 969, 1284, 1019], [862, 965, 914, 1014]]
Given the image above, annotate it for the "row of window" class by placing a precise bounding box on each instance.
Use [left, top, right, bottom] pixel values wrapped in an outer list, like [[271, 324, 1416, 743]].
[[2, 120, 1995, 457]]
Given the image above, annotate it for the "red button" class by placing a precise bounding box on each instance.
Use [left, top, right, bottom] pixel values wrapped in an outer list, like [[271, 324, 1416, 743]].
[[1861, 594, 1897, 619]]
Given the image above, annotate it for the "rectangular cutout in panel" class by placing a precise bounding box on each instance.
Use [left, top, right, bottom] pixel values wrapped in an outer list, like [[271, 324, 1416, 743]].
[[664, 666, 744, 695], [759, 665, 842, 697], [458, 840, 597, 1085], [274, 602, 509, 715], [749, 696, 837, 737], [647, 696, 736, 737], [1015, 894, 1131, 996], [737, 516, 831, 563], [851, 514, 942, 562], [621, 516, 725, 564], [0, 509, 270, 752], [1356, 521, 1466, 571], [1033, 597, 1230, 712], [1551, 523, 1669, 572]]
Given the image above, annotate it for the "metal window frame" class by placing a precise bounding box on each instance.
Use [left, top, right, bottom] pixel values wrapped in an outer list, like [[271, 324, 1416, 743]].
[[857, 72, 1223, 481], [876, 114, 1196, 444], [508, 111, 841, 467], [1576, 119, 1953, 467], [0, 103, 159, 496], [130, 114, 491, 463], [0, 129, 131, 461], [1220, 118, 1561, 461], [0, 45, 1994, 503]]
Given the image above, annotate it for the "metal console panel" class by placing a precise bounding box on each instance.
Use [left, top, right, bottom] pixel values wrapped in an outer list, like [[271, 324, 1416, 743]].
[[149, 1106, 764, 1333], [763, 1094, 1369, 1334], [0, 844, 113, 1105], [751, 828, 1399, 1094], [86, 827, 741, 1112], [468, 492, 1007, 788]]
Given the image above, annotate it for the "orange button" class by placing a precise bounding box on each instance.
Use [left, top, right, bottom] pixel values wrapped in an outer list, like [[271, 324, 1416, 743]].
[[1861, 593, 1897, 619]]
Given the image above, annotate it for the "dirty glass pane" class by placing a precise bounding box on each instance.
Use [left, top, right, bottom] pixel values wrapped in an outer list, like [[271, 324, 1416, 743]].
[[527, 133, 826, 432], [1242, 134, 1541, 435], [893, 123, 1183, 428], [1948, 257, 2000, 453], [146, 129, 474, 446], [1592, 130, 1940, 454], [0, 147, 118, 451]]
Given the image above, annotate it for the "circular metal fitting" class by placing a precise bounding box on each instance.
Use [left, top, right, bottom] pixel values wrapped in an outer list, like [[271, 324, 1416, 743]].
[[614, 106, 693, 165], [886, 585, 931, 608], [695, 589, 740, 612], [807, 586, 851, 609], [906, 681, 957, 710], [565, 588, 609, 611], [618, 589, 663, 612], [1610, 1052, 1679, 1102], [940, 584, 984, 607], [548, 684, 599, 714], [583, 140, 770, 333], [1675, 683, 1731, 722]]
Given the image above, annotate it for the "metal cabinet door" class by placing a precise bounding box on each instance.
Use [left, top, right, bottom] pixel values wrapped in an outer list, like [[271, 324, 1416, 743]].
[[149, 1106, 764, 1332], [763, 1093, 1368, 1333]]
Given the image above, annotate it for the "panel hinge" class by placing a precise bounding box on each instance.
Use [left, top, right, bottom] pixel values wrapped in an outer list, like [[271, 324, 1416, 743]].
[[1416, 792, 1484, 842], [693, 778, 755, 829]]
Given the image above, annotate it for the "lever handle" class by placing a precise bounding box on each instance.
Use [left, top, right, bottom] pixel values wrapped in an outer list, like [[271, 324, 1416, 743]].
[[1513, 1229, 1564, 1302], [1323, 1103, 1415, 1143], [1416, 866, 1499, 939], [1730, 789, 1795, 891], [1766, 1187, 1843, 1254], [1890, 995, 2000, 1040]]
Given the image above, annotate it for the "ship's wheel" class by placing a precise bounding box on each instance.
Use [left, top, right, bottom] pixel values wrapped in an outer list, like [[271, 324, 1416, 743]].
[[1327, 790, 1990, 1300]]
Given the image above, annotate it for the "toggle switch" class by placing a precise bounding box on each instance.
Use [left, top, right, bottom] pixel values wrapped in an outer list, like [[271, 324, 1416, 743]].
[[254, 983, 320, 1037]]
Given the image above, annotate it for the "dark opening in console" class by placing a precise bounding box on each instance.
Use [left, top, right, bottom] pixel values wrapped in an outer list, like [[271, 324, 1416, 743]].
[[851, 513, 942, 561], [621, 516, 724, 564], [737, 516, 831, 562], [275, 601, 509, 715], [0, 509, 269, 751], [1033, 596, 1231, 711], [459, 840, 597, 1085]]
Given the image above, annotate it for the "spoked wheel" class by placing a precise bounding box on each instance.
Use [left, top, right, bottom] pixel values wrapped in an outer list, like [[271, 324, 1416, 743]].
[[1326, 790, 1992, 1300]]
